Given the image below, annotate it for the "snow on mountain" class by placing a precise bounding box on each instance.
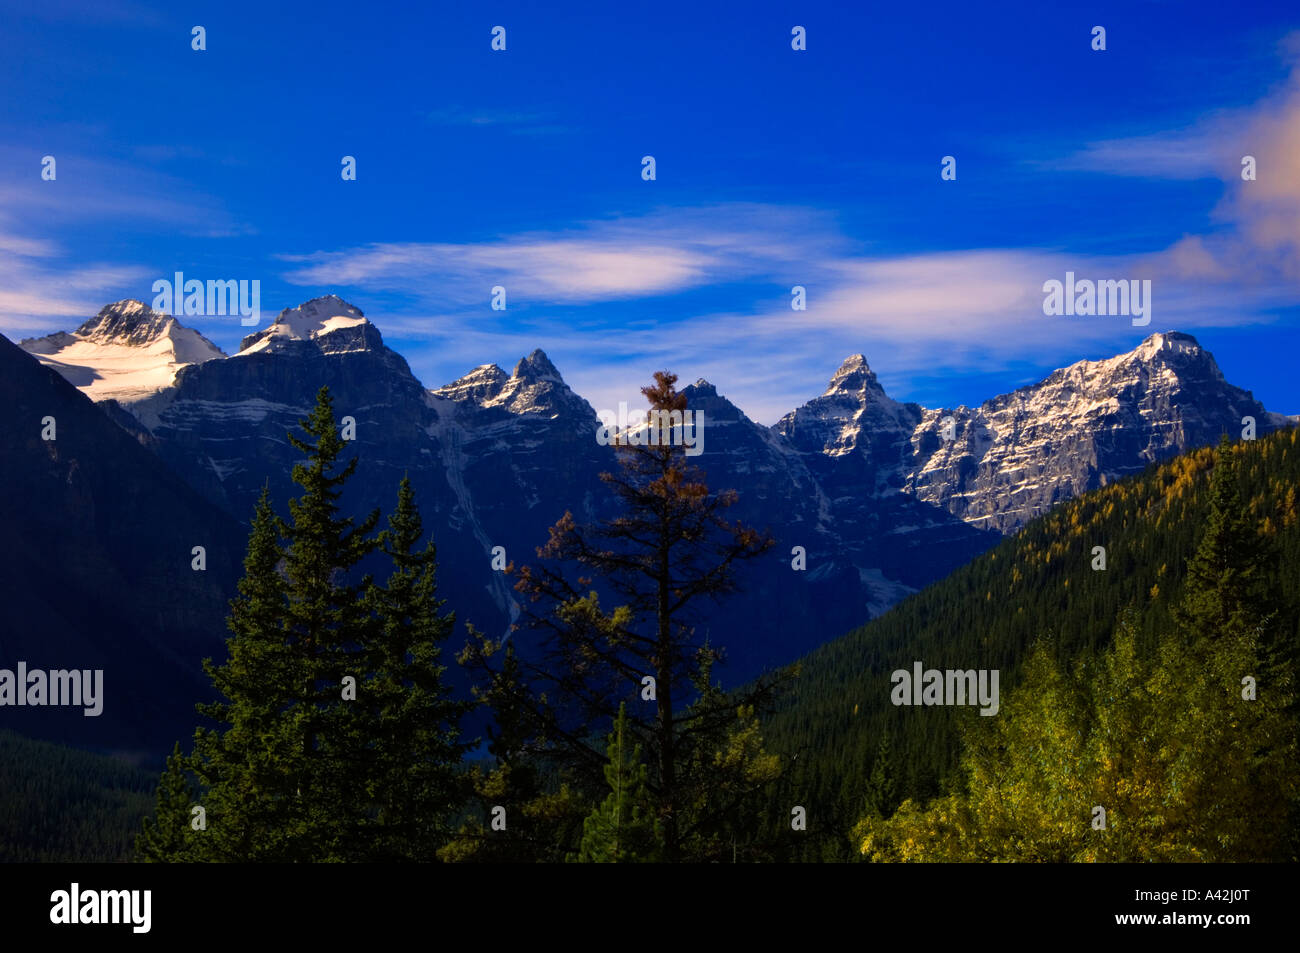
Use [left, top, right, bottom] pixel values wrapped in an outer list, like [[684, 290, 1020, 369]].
[[775, 330, 1284, 534], [431, 349, 595, 422], [236, 294, 373, 355], [430, 364, 510, 404], [19, 299, 225, 403], [774, 354, 923, 490], [910, 330, 1280, 531], [19, 298, 1287, 545]]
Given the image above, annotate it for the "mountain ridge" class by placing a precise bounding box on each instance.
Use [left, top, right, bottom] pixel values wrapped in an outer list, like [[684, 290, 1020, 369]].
[[11, 295, 1289, 678]]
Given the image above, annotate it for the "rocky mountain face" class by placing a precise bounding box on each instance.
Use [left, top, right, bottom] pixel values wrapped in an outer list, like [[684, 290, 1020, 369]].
[[0, 333, 244, 756], [901, 332, 1287, 532], [14, 298, 1288, 696], [769, 332, 1287, 557]]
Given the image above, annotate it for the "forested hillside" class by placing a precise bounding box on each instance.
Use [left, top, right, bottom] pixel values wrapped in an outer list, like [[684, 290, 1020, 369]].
[[0, 730, 154, 862], [762, 427, 1300, 861]]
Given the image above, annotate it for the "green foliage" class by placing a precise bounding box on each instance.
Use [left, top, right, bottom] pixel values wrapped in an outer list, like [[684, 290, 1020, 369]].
[[856, 617, 1297, 861], [439, 638, 589, 863], [863, 731, 898, 821], [135, 742, 197, 862], [574, 703, 661, 862], [1175, 435, 1276, 641]]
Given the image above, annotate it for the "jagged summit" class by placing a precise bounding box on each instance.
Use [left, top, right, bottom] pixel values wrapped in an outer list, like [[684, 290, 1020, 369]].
[[1035, 330, 1223, 395], [457, 363, 509, 385], [823, 353, 887, 397], [237, 295, 376, 355], [776, 352, 920, 464], [431, 349, 581, 418], [512, 348, 563, 383], [72, 299, 175, 346], [432, 363, 510, 403], [832, 353, 870, 375], [1138, 330, 1200, 348], [902, 328, 1277, 532]]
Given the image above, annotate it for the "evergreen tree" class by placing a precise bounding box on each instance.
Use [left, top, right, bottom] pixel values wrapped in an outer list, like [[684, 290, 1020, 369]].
[[276, 386, 381, 861], [676, 645, 782, 861], [187, 485, 303, 861], [1174, 434, 1274, 641], [361, 475, 473, 860], [864, 730, 897, 821], [135, 743, 196, 862], [575, 703, 660, 862]]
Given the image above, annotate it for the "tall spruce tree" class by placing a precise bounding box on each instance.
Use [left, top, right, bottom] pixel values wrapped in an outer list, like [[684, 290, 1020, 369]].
[[360, 475, 473, 860], [187, 485, 304, 860], [864, 730, 898, 821], [276, 386, 381, 861], [178, 389, 378, 860]]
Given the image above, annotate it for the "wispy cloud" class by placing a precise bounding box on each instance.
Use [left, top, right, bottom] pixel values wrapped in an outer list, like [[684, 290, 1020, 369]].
[[279, 204, 842, 306], [423, 106, 566, 135], [0, 147, 250, 237], [1040, 31, 1300, 287], [1041, 127, 1226, 180], [283, 196, 1289, 424], [0, 223, 150, 331]]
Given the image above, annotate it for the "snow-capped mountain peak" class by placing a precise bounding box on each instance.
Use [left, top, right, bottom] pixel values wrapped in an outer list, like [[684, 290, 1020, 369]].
[[430, 350, 588, 420], [901, 329, 1275, 531], [1132, 330, 1203, 360], [498, 349, 592, 417], [73, 299, 174, 346], [19, 300, 225, 402], [237, 295, 373, 355], [775, 353, 921, 462], [1122, 331, 1220, 378]]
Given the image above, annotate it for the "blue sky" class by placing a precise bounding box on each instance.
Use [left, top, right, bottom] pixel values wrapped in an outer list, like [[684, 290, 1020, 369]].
[[2, 0, 1298, 422]]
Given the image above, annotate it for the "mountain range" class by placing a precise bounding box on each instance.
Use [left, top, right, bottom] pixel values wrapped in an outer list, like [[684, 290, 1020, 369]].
[[6, 294, 1289, 752]]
